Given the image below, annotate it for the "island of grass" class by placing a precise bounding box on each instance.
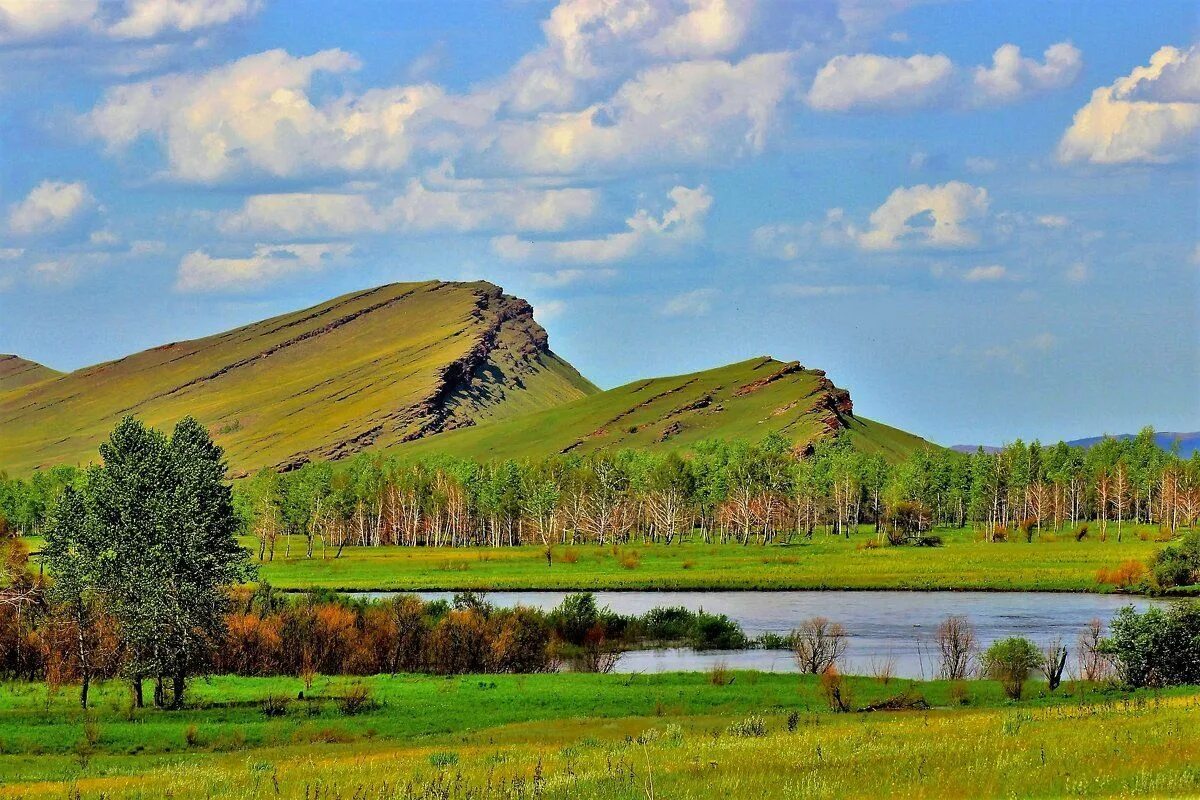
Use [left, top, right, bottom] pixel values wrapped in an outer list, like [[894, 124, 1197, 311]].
[[241, 525, 1172, 593]]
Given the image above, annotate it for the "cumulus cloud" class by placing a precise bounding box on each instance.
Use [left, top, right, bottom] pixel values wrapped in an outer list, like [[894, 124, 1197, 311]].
[[662, 288, 715, 316], [175, 242, 353, 292], [218, 181, 597, 236], [7, 180, 94, 234], [808, 41, 1080, 112], [775, 283, 888, 297], [86, 49, 488, 182], [972, 42, 1082, 104], [493, 185, 712, 264], [808, 52, 954, 111], [0, 0, 260, 44], [1058, 43, 1200, 165], [858, 181, 989, 250], [491, 53, 795, 175], [530, 268, 617, 287]]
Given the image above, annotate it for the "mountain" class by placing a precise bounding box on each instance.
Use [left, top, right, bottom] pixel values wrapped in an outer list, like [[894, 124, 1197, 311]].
[[1, 282, 934, 475], [0, 281, 596, 475], [0, 355, 60, 392], [951, 432, 1199, 459], [391, 356, 931, 463]]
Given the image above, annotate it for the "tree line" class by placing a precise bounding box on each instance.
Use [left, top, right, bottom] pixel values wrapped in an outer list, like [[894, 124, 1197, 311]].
[[3, 427, 1197, 557]]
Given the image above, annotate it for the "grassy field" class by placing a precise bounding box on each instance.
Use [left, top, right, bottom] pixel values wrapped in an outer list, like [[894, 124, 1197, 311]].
[[246, 525, 1171, 593], [2, 673, 1197, 799]]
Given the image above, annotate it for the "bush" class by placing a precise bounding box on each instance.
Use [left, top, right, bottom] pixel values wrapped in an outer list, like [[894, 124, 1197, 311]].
[[1074, 525, 1089, 542], [336, 683, 377, 715], [1151, 531, 1200, 589], [727, 714, 766, 737], [689, 610, 748, 650], [982, 637, 1042, 700], [819, 666, 852, 712], [792, 617, 847, 674], [260, 694, 290, 717], [1096, 560, 1149, 589], [1103, 601, 1200, 687]]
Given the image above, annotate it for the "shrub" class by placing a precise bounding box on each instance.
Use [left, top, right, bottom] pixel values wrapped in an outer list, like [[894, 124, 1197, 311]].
[[559, 548, 580, 564], [1151, 531, 1200, 589], [184, 724, 203, 748], [727, 714, 766, 737], [1019, 518, 1037, 543], [429, 752, 459, 768], [260, 694, 290, 717], [336, 683, 377, 716], [1102, 601, 1200, 687], [792, 617, 847, 674], [1074, 525, 1089, 542], [982, 637, 1042, 700], [935, 615, 976, 680], [1096, 560, 1149, 589], [689, 611, 748, 650], [708, 661, 733, 686], [820, 666, 852, 712]]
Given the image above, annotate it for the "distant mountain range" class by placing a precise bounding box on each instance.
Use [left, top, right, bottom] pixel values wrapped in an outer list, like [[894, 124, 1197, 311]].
[[0, 280, 930, 476], [951, 432, 1199, 458]]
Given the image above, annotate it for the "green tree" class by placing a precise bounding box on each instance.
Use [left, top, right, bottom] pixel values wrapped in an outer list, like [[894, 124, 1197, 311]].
[[88, 416, 255, 708]]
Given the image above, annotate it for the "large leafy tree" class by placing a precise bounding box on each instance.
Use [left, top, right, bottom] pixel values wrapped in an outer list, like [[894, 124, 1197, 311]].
[[61, 416, 254, 708]]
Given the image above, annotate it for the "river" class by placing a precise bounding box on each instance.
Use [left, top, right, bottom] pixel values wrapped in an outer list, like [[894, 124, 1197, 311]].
[[359, 589, 1160, 679]]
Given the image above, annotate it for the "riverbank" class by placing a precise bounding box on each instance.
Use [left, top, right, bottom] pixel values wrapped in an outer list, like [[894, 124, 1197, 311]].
[[246, 526, 1174, 594], [2, 673, 1197, 799]]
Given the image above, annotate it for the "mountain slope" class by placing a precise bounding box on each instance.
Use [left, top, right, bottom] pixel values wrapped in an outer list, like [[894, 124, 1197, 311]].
[[0, 281, 596, 475], [392, 356, 932, 463], [0, 355, 60, 393]]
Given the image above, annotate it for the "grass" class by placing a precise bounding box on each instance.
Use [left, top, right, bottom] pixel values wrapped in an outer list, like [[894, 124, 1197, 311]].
[[245, 525, 1170, 593], [1, 674, 1197, 798]]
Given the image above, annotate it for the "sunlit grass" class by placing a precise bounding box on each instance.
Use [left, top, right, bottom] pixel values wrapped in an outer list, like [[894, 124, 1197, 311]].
[[244, 525, 1170, 592], [1, 675, 1197, 799]]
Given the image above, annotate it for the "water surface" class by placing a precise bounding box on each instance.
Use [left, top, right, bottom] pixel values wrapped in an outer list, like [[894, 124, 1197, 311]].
[[362, 589, 1158, 679]]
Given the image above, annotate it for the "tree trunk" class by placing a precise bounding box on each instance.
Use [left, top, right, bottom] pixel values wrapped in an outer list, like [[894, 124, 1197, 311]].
[[132, 676, 144, 708], [172, 673, 186, 709]]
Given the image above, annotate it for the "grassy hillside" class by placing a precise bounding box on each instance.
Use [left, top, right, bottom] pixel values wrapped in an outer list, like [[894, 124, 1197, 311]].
[[394, 356, 931, 462], [0, 281, 595, 475], [0, 355, 60, 392]]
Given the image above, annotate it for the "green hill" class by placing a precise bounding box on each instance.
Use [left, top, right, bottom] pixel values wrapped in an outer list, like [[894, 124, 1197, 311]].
[[0, 281, 596, 475], [1, 282, 933, 475], [0, 355, 60, 393], [392, 356, 931, 463]]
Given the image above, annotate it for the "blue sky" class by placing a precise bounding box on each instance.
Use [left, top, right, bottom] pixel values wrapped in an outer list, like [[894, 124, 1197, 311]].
[[0, 0, 1196, 446]]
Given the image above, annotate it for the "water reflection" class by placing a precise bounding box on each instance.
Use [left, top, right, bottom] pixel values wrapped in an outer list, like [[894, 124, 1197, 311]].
[[357, 589, 1159, 679]]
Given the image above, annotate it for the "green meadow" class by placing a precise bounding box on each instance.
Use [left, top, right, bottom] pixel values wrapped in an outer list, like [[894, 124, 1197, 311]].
[[1, 673, 1197, 799], [244, 525, 1167, 593]]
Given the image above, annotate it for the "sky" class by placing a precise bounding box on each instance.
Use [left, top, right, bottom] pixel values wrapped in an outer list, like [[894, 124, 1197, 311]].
[[0, 0, 1197, 447]]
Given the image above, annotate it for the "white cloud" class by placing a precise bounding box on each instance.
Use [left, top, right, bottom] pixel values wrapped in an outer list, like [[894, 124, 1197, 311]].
[[752, 208, 859, 259], [0, 247, 24, 260], [108, 0, 262, 40], [808, 41, 1080, 112], [532, 299, 567, 321], [493, 53, 795, 175], [175, 242, 354, 292], [1065, 261, 1090, 283], [530, 268, 617, 287], [218, 181, 598, 237], [808, 52, 954, 112], [0, 0, 260, 44], [662, 288, 715, 316], [1035, 214, 1069, 228], [971, 42, 1082, 104], [87, 49, 477, 182], [1059, 44, 1200, 165], [7, 180, 94, 234], [858, 181, 989, 250], [493, 185, 712, 264], [965, 156, 997, 174], [963, 264, 1007, 282]]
